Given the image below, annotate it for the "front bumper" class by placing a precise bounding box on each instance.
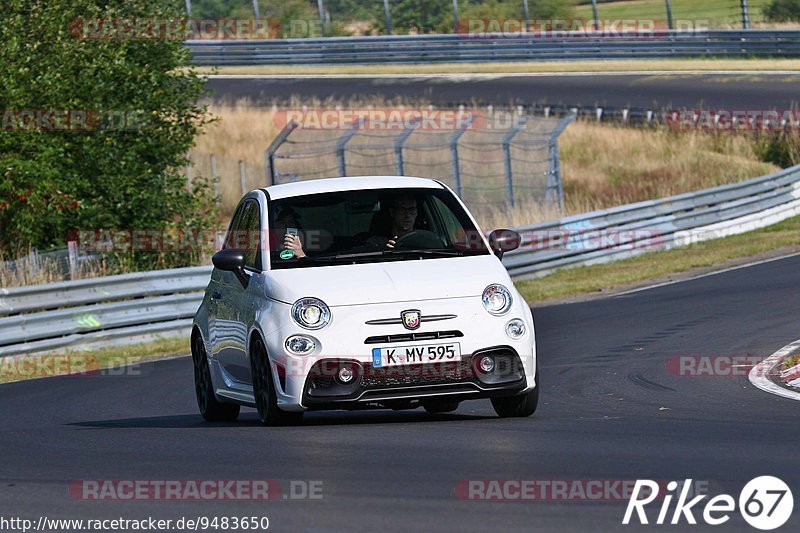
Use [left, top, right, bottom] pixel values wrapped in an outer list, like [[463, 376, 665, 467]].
[[261, 295, 537, 411]]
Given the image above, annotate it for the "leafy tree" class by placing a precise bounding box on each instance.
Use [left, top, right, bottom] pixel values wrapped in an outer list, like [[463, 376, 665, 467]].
[[764, 0, 800, 22], [0, 0, 215, 268]]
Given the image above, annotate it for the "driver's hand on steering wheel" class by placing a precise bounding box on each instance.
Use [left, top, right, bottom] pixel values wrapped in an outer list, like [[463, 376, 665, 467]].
[[386, 235, 398, 249]]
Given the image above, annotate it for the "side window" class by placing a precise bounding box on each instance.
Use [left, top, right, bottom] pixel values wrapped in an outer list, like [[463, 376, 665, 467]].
[[223, 204, 247, 250], [240, 201, 262, 270], [430, 196, 462, 246]]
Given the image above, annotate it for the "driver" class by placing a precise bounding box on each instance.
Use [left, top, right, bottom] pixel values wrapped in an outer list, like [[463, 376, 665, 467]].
[[385, 195, 418, 249]]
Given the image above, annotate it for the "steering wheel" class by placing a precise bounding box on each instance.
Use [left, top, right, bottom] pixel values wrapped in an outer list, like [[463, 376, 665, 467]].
[[392, 230, 444, 249]]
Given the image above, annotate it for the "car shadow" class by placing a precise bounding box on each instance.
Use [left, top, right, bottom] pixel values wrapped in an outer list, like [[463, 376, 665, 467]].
[[68, 410, 497, 429]]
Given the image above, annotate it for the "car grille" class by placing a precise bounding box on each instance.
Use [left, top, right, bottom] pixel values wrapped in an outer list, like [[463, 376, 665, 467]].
[[364, 330, 463, 345], [360, 360, 474, 389]]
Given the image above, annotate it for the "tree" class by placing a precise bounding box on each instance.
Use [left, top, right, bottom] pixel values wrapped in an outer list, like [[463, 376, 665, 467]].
[[764, 0, 800, 22], [0, 0, 215, 268]]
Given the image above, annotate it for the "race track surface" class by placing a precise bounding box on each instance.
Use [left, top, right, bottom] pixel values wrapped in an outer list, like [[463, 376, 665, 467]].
[[205, 74, 800, 110], [1, 255, 799, 531]]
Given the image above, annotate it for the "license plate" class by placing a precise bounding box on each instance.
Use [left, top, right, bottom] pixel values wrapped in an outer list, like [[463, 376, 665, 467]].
[[372, 343, 462, 368]]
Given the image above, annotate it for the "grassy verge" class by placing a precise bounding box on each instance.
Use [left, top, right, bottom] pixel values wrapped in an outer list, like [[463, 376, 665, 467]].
[[198, 59, 800, 77], [573, 0, 772, 23], [785, 355, 800, 370], [517, 214, 800, 304], [0, 337, 189, 385]]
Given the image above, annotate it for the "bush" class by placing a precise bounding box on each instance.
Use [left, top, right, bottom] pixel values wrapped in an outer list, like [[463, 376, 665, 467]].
[[0, 0, 216, 269], [764, 0, 800, 22]]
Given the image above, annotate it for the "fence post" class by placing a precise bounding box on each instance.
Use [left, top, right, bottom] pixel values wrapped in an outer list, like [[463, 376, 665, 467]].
[[265, 120, 297, 186], [67, 241, 78, 280], [502, 116, 528, 209], [449, 114, 474, 198], [185, 163, 192, 192], [665, 0, 674, 30], [185, 0, 191, 15], [336, 118, 364, 177], [210, 154, 220, 209], [522, 0, 530, 33], [383, 0, 392, 35], [452, 0, 459, 34], [547, 113, 576, 211], [591, 0, 599, 31], [252, 0, 260, 19], [239, 161, 247, 196], [394, 118, 419, 176], [317, 0, 326, 37], [741, 0, 750, 30]]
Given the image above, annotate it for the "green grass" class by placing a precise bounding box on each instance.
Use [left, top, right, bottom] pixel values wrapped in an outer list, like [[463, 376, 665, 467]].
[[0, 336, 189, 384], [574, 0, 772, 26], [784, 355, 800, 370], [517, 214, 800, 303]]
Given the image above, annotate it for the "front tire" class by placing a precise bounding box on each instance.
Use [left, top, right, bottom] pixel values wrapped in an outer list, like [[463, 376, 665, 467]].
[[250, 339, 303, 426], [192, 333, 240, 422], [491, 362, 539, 418]]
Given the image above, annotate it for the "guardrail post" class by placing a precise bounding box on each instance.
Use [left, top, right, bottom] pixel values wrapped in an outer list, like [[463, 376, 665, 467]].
[[394, 118, 419, 176], [336, 118, 364, 177], [239, 161, 247, 196], [265, 120, 297, 186], [665, 0, 674, 30], [317, 0, 326, 37], [547, 113, 576, 211], [452, 0, 459, 34], [503, 116, 528, 209], [210, 154, 220, 209], [449, 114, 474, 198], [741, 0, 751, 30], [523, 0, 530, 33], [383, 0, 392, 35]]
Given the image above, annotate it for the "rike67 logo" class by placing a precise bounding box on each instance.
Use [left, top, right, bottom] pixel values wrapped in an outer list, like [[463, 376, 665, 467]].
[[623, 477, 794, 530]]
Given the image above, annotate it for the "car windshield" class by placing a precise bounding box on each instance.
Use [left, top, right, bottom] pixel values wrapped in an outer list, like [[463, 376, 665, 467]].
[[267, 187, 490, 269]]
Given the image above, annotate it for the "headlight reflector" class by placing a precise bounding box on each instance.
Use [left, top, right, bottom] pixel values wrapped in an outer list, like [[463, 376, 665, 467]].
[[291, 298, 331, 330], [482, 284, 512, 316]]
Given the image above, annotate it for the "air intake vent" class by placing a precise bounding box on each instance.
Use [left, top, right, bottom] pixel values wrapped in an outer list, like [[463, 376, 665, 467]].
[[364, 330, 463, 345]]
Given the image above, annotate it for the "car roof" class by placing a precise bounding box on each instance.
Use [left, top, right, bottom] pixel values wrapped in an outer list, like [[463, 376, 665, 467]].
[[263, 176, 444, 200]]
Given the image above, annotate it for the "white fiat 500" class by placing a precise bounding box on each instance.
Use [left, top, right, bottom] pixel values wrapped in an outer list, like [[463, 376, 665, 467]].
[[192, 176, 538, 425]]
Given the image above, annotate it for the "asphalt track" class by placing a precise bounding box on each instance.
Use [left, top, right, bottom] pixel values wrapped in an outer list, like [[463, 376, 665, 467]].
[[205, 73, 800, 110], [1, 254, 799, 532]]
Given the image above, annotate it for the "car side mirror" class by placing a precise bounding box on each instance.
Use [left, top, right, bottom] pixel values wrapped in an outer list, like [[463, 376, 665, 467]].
[[212, 249, 250, 288], [488, 229, 521, 259]]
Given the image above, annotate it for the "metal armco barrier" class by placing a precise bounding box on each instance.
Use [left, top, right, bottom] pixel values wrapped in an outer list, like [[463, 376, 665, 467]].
[[186, 31, 800, 66], [1, 164, 799, 357]]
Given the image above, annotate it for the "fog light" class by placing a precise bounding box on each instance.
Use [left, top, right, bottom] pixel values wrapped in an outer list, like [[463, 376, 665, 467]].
[[285, 335, 316, 355], [505, 319, 526, 339], [338, 366, 355, 383], [478, 355, 495, 373]]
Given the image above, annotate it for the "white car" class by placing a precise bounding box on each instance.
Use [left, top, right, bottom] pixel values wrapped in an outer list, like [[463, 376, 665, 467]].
[[191, 176, 538, 425]]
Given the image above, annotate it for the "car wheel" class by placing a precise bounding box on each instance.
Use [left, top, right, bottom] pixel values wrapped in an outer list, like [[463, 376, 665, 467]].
[[422, 401, 460, 414], [491, 362, 539, 418], [192, 333, 240, 422], [250, 339, 303, 426]]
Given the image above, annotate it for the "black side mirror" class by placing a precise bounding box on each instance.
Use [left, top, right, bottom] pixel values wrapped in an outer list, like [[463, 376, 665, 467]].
[[488, 229, 521, 259], [212, 249, 250, 288]]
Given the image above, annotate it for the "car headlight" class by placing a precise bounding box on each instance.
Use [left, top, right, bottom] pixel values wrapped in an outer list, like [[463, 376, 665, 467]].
[[291, 298, 331, 330], [482, 284, 513, 316]]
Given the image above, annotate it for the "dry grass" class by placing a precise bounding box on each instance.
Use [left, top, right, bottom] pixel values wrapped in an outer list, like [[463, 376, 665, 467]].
[[193, 102, 781, 227]]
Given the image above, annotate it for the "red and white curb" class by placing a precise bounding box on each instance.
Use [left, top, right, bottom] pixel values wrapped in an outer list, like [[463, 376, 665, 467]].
[[749, 339, 800, 401]]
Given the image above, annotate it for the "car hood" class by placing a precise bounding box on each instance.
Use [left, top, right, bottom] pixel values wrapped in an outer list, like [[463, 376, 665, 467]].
[[264, 254, 510, 307]]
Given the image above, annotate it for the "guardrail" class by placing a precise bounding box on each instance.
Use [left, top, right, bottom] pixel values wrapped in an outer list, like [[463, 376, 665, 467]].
[[2, 163, 799, 357], [187, 31, 800, 65]]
